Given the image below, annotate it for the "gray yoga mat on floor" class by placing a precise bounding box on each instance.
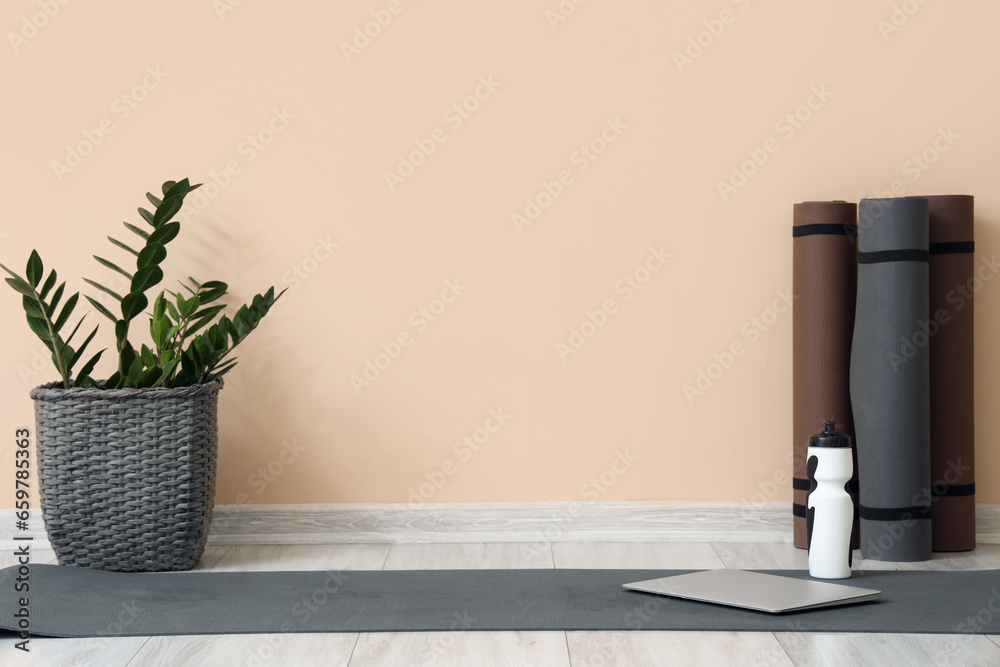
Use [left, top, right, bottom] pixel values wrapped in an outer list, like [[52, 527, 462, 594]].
[[2, 565, 998, 637], [851, 197, 932, 562]]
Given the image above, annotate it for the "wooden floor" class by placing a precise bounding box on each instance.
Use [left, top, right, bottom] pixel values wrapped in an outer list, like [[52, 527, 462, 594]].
[[3, 542, 1000, 666]]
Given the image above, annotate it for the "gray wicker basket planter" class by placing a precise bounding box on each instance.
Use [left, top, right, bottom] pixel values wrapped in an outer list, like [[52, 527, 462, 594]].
[[29, 380, 222, 572]]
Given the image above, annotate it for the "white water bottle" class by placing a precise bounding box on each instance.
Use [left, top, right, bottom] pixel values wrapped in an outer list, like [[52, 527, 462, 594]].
[[806, 421, 855, 579]]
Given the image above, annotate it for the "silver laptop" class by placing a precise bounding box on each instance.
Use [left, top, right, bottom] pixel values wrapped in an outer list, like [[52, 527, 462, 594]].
[[623, 569, 881, 614]]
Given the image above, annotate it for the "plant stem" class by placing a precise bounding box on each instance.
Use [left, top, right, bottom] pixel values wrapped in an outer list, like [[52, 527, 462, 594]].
[[31, 290, 71, 388]]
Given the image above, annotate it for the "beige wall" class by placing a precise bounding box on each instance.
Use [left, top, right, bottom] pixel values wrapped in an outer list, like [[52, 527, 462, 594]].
[[1, 0, 997, 508]]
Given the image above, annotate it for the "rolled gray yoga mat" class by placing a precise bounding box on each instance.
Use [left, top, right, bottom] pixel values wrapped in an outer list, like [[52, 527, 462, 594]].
[[850, 197, 932, 562]]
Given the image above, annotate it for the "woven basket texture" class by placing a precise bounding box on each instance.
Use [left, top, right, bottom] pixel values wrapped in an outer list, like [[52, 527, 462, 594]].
[[29, 380, 222, 572]]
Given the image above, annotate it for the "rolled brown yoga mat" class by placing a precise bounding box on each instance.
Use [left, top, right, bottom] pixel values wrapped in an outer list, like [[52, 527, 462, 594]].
[[792, 201, 859, 550], [925, 195, 976, 552]]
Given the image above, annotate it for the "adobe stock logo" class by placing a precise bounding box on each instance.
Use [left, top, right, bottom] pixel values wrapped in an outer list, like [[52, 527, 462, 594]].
[[7, 0, 72, 54], [384, 75, 501, 192], [406, 407, 511, 503], [683, 288, 795, 403], [511, 116, 627, 233], [672, 0, 755, 72], [555, 245, 670, 362], [545, 0, 588, 30], [339, 0, 417, 63], [51, 66, 169, 182], [877, 0, 932, 41], [350, 278, 467, 394], [716, 85, 832, 202]]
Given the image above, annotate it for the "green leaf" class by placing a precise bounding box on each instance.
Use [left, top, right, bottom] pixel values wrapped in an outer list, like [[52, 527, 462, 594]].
[[148, 221, 180, 246], [115, 319, 129, 350], [68, 327, 98, 368], [131, 265, 163, 294], [151, 358, 180, 388], [138, 207, 155, 226], [120, 341, 137, 370], [152, 196, 182, 227], [85, 296, 118, 323], [39, 270, 57, 299], [204, 357, 239, 382], [208, 323, 227, 350], [63, 314, 86, 346], [177, 350, 200, 385], [106, 370, 122, 389], [150, 317, 170, 350], [121, 292, 148, 322], [108, 236, 140, 257], [193, 335, 211, 362], [178, 294, 199, 319], [93, 255, 133, 281], [74, 349, 104, 386], [123, 222, 150, 240], [164, 179, 198, 199], [53, 292, 79, 331], [5, 276, 35, 297], [197, 280, 228, 304], [22, 295, 43, 317], [137, 366, 162, 389], [164, 299, 180, 321], [26, 250, 43, 288], [186, 304, 226, 336], [136, 243, 166, 269], [153, 292, 166, 319], [178, 278, 197, 295], [83, 278, 124, 302], [220, 316, 238, 340], [146, 192, 162, 207], [45, 282, 65, 317], [140, 344, 157, 368], [126, 356, 144, 385], [26, 314, 51, 341], [232, 308, 250, 339], [74, 375, 98, 389]]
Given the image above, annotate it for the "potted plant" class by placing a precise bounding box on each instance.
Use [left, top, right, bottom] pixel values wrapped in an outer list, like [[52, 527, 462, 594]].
[[1, 178, 284, 572]]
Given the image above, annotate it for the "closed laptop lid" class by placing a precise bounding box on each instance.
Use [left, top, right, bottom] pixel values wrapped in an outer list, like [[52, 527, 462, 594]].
[[623, 569, 881, 614]]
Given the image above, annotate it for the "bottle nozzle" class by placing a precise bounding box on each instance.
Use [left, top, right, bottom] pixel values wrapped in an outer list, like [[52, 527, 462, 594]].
[[824, 420, 837, 434]]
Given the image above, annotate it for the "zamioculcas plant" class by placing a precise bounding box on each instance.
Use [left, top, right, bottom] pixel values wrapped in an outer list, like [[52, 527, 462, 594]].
[[1, 178, 284, 389]]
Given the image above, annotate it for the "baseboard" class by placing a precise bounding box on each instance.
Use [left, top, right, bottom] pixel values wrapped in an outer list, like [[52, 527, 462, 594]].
[[206, 501, 1000, 545], [6, 502, 999, 548], [207, 501, 794, 545]]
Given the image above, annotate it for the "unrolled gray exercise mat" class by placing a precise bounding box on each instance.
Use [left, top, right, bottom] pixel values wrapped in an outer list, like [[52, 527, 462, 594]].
[[1, 565, 998, 637], [851, 196, 932, 561]]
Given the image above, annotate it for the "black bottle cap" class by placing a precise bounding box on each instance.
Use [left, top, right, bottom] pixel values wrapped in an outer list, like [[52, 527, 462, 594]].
[[809, 420, 851, 448]]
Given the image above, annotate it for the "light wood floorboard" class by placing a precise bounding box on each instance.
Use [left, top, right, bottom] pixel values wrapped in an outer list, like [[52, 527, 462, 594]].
[[349, 631, 571, 667], [383, 542, 554, 570], [207, 544, 390, 572], [774, 632, 1000, 667], [0, 637, 148, 667], [566, 631, 793, 666], [126, 634, 358, 667]]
